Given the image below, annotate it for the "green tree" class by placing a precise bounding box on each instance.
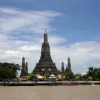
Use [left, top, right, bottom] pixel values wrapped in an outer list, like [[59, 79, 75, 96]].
[[87, 67, 100, 81], [74, 73, 81, 81], [81, 74, 88, 81], [0, 62, 21, 79], [95, 69, 100, 81], [30, 74, 37, 80], [87, 67, 94, 76], [63, 72, 74, 80]]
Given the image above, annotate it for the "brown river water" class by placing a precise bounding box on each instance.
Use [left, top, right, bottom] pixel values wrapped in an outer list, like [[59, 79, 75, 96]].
[[0, 85, 100, 100]]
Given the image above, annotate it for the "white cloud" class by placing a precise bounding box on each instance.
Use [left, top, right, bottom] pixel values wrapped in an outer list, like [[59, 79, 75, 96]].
[[0, 34, 8, 41], [20, 45, 41, 51], [49, 36, 66, 44], [0, 7, 62, 34]]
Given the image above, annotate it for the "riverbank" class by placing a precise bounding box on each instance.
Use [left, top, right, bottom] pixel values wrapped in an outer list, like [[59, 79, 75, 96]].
[[0, 81, 100, 86]]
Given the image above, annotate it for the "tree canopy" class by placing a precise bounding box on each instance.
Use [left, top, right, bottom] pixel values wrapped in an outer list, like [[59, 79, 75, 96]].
[[87, 67, 100, 81], [63, 72, 74, 80], [0, 62, 21, 79]]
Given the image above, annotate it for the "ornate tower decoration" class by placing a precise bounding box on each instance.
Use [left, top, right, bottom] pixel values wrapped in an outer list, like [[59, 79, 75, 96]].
[[65, 57, 72, 73], [61, 62, 64, 73], [32, 30, 58, 75], [20, 57, 28, 77]]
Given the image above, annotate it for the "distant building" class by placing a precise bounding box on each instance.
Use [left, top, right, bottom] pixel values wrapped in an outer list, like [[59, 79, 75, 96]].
[[20, 57, 28, 77], [32, 30, 58, 75], [61, 62, 64, 73], [65, 57, 72, 73]]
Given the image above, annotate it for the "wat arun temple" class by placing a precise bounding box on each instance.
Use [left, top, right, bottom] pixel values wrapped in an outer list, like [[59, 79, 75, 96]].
[[20, 31, 72, 77]]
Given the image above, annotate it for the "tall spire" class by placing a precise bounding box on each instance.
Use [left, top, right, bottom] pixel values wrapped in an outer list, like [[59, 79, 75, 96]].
[[61, 62, 64, 73], [65, 57, 72, 73], [68, 57, 70, 64], [32, 31, 57, 75], [20, 57, 28, 77], [44, 30, 48, 43], [22, 56, 25, 64]]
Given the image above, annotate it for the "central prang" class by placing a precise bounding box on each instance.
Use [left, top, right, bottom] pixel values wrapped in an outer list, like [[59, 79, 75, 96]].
[[32, 30, 58, 75]]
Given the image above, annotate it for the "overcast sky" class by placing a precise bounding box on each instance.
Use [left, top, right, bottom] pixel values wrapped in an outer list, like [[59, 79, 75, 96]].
[[0, 0, 100, 74]]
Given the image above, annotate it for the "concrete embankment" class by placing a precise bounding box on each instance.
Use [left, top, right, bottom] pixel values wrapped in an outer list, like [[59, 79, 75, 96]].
[[0, 81, 100, 86]]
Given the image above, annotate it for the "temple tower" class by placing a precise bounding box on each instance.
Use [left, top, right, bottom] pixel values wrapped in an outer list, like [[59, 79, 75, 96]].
[[61, 62, 64, 73], [26, 62, 28, 74], [65, 57, 72, 72], [20, 57, 28, 77], [32, 31, 58, 75]]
